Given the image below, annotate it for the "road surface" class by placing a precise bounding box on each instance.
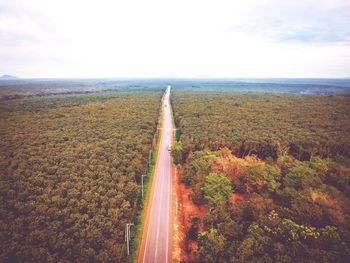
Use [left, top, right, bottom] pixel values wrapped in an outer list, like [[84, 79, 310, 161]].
[[138, 86, 173, 263]]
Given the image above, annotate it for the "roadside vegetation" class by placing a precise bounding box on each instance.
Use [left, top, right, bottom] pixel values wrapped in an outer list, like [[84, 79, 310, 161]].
[[171, 90, 350, 262], [0, 91, 161, 262]]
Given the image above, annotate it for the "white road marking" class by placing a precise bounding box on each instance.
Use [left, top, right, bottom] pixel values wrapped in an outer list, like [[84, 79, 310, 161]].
[[143, 97, 166, 263], [166, 166, 170, 263], [142, 162, 158, 263], [154, 157, 165, 261], [165, 141, 170, 263], [141, 87, 172, 263]]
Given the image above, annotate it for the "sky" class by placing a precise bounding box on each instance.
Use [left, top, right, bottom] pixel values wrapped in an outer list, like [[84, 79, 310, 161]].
[[0, 0, 349, 78]]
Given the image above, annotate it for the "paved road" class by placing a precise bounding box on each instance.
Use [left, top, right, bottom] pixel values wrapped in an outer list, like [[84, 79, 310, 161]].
[[138, 86, 173, 263]]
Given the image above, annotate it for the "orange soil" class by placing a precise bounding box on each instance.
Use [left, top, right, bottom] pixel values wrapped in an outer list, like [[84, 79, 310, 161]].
[[172, 164, 181, 262], [175, 168, 206, 262], [175, 177, 244, 262], [231, 193, 243, 206]]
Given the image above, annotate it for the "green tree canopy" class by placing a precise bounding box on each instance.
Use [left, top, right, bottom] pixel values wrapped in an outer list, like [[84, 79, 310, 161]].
[[203, 172, 232, 206]]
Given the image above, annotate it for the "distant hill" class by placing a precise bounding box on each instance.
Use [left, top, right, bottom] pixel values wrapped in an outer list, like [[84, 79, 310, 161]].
[[0, 75, 19, 80]]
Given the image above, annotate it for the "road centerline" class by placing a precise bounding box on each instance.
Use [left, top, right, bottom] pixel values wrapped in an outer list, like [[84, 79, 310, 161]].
[[138, 86, 173, 263]]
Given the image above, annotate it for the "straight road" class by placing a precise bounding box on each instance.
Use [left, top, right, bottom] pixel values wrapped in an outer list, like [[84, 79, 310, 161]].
[[138, 86, 173, 263]]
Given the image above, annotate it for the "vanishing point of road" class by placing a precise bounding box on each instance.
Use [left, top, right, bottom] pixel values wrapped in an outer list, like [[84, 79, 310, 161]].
[[138, 86, 173, 263]]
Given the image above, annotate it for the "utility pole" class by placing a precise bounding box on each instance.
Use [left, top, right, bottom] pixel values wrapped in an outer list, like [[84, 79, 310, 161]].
[[141, 174, 146, 198], [148, 150, 152, 167], [125, 223, 134, 256]]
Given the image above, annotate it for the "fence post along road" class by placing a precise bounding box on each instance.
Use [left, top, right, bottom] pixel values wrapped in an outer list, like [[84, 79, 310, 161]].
[[138, 85, 173, 263]]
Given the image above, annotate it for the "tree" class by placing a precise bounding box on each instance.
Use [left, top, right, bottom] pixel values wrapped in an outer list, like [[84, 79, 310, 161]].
[[171, 141, 184, 165], [232, 162, 268, 194], [203, 173, 232, 207], [187, 217, 200, 240], [198, 228, 226, 263], [283, 161, 321, 190]]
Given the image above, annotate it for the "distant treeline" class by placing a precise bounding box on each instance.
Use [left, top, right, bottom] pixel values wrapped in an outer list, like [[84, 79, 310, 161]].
[[0, 79, 164, 99], [2, 78, 349, 99]]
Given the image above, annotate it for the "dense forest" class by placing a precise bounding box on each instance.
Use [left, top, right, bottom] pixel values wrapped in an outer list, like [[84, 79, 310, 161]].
[[0, 91, 162, 262], [171, 91, 350, 160], [175, 148, 350, 262], [171, 90, 350, 262]]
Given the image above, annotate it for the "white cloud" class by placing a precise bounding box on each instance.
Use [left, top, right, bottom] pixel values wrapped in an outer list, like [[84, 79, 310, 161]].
[[0, 0, 349, 78]]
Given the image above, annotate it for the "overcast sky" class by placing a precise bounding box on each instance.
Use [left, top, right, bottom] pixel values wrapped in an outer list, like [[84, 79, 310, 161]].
[[0, 0, 349, 78]]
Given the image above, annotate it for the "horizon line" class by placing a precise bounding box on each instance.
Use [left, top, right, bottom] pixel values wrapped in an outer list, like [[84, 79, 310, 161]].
[[1, 75, 350, 80]]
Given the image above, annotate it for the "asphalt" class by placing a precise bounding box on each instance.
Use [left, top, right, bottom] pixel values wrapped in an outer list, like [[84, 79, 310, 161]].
[[138, 86, 173, 263]]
